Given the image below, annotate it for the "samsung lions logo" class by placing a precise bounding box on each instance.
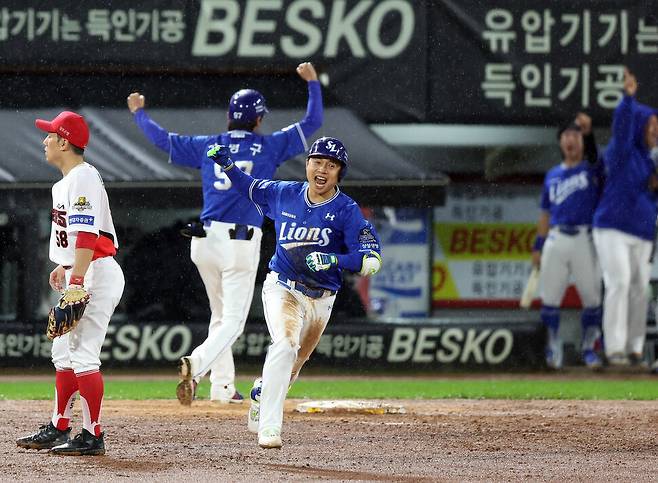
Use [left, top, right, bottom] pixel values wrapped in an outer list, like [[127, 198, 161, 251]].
[[279, 221, 332, 250], [549, 172, 589, 205], [325, 213, 335, 221]]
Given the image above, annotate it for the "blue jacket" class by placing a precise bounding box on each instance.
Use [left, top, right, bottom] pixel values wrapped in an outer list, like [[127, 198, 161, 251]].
[[593, 95, 657, 240]]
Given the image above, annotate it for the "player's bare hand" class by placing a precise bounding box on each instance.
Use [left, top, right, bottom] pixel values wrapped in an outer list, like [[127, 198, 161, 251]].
[[127, 92, 145, 113], [531, 250, 542, 269], [574, 112, 592, 135], [296, 62, 318, 82], [623, 68, 638, 97], [49, 265, 66, 292]]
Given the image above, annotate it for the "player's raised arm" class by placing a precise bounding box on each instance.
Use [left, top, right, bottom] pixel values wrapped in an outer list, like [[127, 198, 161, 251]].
[[127, 92, 169, 152], [574, 112, 599, 165], [270, 62, 324, 164], [295, 62, 323, 136], [128, 91, 208, 168], [607, 69, 637, 163]]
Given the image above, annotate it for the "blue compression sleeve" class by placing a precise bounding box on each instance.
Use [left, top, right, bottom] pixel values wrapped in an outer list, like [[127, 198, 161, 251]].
[[336, 252, 365, 272], [224, 164, 255, 197], [133, 109, 170, 152], [299, 81, 323, 137]]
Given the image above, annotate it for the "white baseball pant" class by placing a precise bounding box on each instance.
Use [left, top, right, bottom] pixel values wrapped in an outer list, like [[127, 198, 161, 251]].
[[593, 228, 653, 357], [51, 256, 125, 373], [258, 272, 336, 436], [188, 221, 261, 395], [539, 228, 601, 307]]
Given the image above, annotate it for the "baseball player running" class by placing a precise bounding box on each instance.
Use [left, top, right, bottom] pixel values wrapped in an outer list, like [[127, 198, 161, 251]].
[[207, 137, 382, 449], [17, 111, 124, 455], [531, 113, 603, 370], [592, 68, 658, 367], [127, 62, 322, 404]]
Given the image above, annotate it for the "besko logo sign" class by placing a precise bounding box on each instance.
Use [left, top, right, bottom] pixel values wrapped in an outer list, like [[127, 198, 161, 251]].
[[192, 0, 415, 60]]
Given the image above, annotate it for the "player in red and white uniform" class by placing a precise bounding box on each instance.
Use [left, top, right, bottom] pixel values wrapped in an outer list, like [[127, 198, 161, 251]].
[[16, 111, 124, 456]]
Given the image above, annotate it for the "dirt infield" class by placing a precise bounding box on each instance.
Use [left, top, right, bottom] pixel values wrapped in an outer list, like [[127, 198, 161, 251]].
[[2, 397, 656, 481]]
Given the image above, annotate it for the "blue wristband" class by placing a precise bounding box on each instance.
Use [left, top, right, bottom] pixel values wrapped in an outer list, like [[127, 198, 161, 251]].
[[533, 236, 545, 252]]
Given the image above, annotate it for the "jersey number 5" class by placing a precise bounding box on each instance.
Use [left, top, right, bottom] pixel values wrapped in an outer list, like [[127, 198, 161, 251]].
[[213, 161, 254, 191]]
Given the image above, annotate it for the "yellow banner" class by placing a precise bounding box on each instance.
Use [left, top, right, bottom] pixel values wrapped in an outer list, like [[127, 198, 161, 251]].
[[435, 223, 537, 260]]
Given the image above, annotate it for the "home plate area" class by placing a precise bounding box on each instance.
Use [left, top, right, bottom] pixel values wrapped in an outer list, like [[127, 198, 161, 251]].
[[296, 399, 406, 414]]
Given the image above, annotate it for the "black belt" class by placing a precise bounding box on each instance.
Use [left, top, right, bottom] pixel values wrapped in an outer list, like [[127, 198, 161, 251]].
[[276, 274, 336, 299], [557, 226, 591, 236], [203, 221, 254, 240]]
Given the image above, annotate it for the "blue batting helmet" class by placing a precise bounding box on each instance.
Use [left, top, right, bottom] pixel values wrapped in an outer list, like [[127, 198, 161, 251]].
[[228, 89, 268, 124], [307, 137, 349, 180]]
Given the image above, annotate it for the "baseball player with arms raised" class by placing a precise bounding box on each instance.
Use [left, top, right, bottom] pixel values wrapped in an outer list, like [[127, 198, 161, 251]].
[[531, 113, 603, 370], [127, 62, 322, 404], [17, 112, 124, 455], [207, 137, 382, 449], [592, 68, 658, 367]]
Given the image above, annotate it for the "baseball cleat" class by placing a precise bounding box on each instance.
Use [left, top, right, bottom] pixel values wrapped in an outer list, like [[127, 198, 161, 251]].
[[248, 378, 262, 434], [582, 350, 603, 370], [651, 359, 658, 375], [258, 427, 281, 449], [607, 353, 630, 367], [50, 429, 105, 456], [544, 330, 563, 370], [628, 353, 649, 369], [176, 357, 196, 406], [545, 346, 563, 370], [16, 422, 71, 450], [211, 384, 244, 404]]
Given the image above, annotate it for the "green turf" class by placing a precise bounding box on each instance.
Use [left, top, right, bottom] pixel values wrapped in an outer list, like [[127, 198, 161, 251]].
[[0, 377, 656, 400]]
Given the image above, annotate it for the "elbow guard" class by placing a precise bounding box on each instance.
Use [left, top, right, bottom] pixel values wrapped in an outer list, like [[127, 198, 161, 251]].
[[359, 251, 382, 277]]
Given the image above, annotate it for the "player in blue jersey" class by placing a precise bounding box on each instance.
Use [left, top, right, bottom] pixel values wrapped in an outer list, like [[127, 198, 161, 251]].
[[531, 112, 604, 370], [207, 137, 382, 449], [592, 68, 658, 368], [126, 62, 323, 404]]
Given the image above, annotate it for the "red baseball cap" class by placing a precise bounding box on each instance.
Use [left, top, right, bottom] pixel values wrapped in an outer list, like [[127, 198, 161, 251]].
[[35, 111, 89, 149]]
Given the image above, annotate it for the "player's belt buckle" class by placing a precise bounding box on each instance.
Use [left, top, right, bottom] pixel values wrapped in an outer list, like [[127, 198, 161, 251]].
[[557, 226, 580, 236], [229, 224, 254, 240], [277, 274, 335, 299]]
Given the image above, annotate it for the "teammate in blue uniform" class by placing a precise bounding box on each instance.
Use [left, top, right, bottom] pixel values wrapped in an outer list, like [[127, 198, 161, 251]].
[[126, 62, 323, 404], [208, 137, 382, 449], [592, 68, 658, 367], [531, 113, 604, 369]]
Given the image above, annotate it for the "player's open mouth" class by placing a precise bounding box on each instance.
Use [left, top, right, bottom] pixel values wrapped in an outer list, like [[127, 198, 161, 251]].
[[315, 176, 327, 186]]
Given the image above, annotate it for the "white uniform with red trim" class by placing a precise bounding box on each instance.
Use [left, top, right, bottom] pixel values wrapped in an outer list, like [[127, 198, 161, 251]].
[[49, 162, 124, 374]]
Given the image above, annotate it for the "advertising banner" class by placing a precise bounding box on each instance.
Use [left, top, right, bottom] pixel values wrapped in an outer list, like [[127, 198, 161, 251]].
[[0, 318, 546, 370], [433, 192, 539, 308], [430, 1, 658, 124], [369, 208, 430, 318], [0, 0, 428, 122]]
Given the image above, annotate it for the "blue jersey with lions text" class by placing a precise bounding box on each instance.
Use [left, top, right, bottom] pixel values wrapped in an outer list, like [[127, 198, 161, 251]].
[[540, 161, 603, 226], [247, 180, 381, 291]]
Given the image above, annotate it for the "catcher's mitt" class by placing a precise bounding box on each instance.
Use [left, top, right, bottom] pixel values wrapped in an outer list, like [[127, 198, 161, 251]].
[[47, 286, 90, 340]]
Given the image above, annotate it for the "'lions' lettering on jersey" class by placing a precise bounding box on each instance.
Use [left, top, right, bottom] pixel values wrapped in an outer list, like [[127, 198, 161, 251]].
[[278, 222, 332, 249], [548, 171, 589, 205], [246, 179, 381, 291], [541, 162, 602, 226]]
